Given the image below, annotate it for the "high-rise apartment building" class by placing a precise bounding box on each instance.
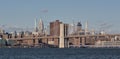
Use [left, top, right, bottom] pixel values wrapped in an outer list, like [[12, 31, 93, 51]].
[[50, 20, 62, 36]]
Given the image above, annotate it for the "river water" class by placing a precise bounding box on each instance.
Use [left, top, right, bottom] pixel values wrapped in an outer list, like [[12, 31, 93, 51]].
[[0, 48, 120, 59]]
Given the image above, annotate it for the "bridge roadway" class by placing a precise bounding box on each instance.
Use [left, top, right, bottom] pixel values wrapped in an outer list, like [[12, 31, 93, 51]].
[[10, 34, 120, 40], [1, 34, 119, 48]]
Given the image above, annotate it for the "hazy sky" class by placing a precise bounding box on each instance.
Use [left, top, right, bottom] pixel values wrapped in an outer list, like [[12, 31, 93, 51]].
[[0, 0, 120, 33]]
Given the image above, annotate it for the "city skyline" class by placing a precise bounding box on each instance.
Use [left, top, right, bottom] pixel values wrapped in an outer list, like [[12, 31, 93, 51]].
[[0, 0, 120, 33]]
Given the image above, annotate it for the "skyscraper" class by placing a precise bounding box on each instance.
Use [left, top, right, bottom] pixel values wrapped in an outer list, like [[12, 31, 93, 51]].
[[38, 19, 44, 34], [68, 24, 74, 35], [77, 22, 82, 31], [85, 21, 88, 35], [34, 18, 38, 32]]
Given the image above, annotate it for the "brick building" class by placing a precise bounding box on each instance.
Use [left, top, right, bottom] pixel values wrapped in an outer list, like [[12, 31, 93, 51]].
[[50, 20, 62, 36]]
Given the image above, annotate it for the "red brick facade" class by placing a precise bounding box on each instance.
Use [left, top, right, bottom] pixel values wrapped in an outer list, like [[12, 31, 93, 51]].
[[50, 20, 62, 36]]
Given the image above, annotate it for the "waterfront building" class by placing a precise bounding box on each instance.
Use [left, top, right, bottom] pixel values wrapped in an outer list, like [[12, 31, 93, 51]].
[[50, 20, 62, 36], [0, 28, 4, 34], [95, 37, 120, 47]]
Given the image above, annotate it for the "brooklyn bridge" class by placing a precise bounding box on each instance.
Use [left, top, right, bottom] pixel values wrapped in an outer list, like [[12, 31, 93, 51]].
[[1, 33, 120, 48]]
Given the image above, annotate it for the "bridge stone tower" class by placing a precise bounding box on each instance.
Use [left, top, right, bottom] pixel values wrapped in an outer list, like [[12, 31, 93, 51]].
[[59, 24, 65, 48], [59, 23, 69, 48]]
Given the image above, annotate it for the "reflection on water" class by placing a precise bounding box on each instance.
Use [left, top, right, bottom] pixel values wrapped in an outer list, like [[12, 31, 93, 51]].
[[0, 48, 120, 59]]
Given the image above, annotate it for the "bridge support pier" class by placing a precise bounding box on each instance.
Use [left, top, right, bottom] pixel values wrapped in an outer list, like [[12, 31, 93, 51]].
[[82, 37, 85, 46], [59, 24, 65, 48]]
